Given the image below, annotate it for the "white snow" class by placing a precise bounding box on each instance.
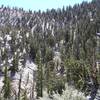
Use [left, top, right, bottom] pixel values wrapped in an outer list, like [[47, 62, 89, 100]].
[[25, 60, 37, 71], [31, 24, 37, 34], [86, 95, 91, 100], [14, 52, 17, 55], [1, 47, 5, 52], [1, 59, 38, 98], [90, 18, 93, 22], [60, 40, 65, 45], [17, 48, 20, 52], [8, 58, 13, 63], [6, 35, 12, 41], [42, 22, 45, 32], [54, 51, 61, 57], [0, 77, 4, 90], [96, 33, 100, 36], [23, 48, 26, 54], [0, 37, 3, 41], [5, 42, 10, 49], [26, 32, 29, 38], [96, 61, 100, 72]]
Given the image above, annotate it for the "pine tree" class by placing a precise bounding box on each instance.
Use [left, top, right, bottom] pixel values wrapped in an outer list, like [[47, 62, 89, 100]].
[[2, 66, 11, 99], [10, 54, 19, 77], [46, 61, 55, 95], [35, 50, 43, 98]]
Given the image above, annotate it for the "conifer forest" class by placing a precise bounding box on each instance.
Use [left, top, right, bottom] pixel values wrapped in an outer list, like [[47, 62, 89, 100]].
[[0, 0, 100, 100]]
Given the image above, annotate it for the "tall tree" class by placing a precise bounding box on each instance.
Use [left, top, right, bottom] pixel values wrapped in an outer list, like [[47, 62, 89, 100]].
[[35, 51, 43, 98], [2, 66, 11, 99]]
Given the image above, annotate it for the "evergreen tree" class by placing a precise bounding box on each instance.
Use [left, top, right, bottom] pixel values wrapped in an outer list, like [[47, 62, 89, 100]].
[[35, 51, 43, 98], [10, 54, 19, 77], [2, 66, 11, 99]]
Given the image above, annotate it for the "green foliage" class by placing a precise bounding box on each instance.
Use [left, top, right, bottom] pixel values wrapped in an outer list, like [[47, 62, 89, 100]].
[[45, 60, 65, 96], [46, 75, 65, 96], [0, 0, 100, 99], [65, 58, 91, 92], [10, 54, 19, 74], [29, 41, 38, 61], [46, 34, 55, 47], [45, 48, 53, 62], [36, 51, 43, 98], [2, 66, 11, 99], [1, 48, 8, 61], [45, 61, 55, 94]]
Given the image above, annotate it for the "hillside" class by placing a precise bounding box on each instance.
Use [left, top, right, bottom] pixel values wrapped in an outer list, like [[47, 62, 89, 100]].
[[0, 0, 100, 100]]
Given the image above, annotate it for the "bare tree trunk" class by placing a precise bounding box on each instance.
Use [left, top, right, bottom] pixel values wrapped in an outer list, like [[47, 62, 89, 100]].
[[18, 73, 22, 100], [32, 70, 35, 100]]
